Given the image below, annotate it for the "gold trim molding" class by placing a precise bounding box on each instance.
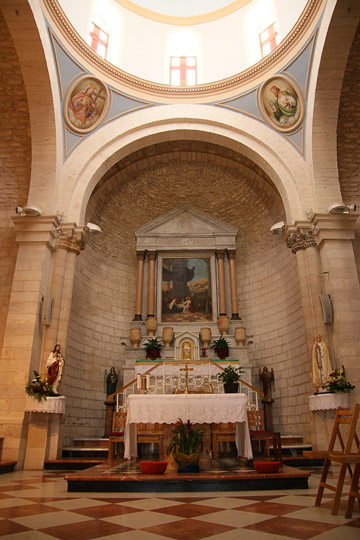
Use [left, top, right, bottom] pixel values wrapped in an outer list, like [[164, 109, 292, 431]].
[[44, 0, 323, 100], [115, 0, 251, 26]]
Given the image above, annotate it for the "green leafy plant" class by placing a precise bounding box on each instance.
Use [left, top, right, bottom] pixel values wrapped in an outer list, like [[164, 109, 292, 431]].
[[25, 370, 55, 402], [323, 365, 355, 393], [210, 337, 230, 350], [144, 337, 163, 360], [143, 337, 163, 351], [166, 419, 205, 461], [217, 365, 244, 383]]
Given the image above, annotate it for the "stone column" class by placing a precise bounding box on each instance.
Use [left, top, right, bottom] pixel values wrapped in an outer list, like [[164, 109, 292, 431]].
[[227, 250, 240, 320], [286, 224, 331, 378], [133, 251, 145, 321], [0, 216, 57, 464], [215, 250, 227, 316], [42, 224, 85, 362], [313, 213, 360, 403], [147, 251, 157, 318]]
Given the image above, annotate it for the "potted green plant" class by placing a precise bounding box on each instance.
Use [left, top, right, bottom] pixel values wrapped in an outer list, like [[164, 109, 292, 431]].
[[144, 337, 163, 360], [166, 419, 205, 473], [217, 365, 244, 393], [211, 336, 230, 360]]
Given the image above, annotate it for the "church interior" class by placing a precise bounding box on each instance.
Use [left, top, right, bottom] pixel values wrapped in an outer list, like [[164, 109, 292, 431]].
[[0, 0, 360, 537]]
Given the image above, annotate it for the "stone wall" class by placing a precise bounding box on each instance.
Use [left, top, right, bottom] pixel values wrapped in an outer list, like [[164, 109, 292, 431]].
[[0, 12, 31, 351], [239, 244, 311, 441]]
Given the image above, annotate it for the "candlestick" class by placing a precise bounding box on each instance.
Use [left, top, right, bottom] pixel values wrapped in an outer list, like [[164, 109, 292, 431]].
[[136, 374, 141, 390], [146, 374, 150, 390]]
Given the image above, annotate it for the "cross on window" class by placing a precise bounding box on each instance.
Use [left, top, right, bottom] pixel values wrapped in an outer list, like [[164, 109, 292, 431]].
[[88, 22, 109, 59], [259, 22, 278, 57], [170, 56, 197, 86]]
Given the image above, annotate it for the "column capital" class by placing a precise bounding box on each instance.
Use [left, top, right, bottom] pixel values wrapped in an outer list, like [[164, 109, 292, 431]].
[[147, 251, 157, 261], [215, 250, 225, 260], [227, 250, 236, 260], [55, 223, 86, 255], [136, 251, 146, 261], [285, 223, 316, 254]]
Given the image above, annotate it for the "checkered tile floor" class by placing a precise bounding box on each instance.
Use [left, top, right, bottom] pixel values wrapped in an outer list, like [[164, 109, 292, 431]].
[[0, 466, 358, 539]]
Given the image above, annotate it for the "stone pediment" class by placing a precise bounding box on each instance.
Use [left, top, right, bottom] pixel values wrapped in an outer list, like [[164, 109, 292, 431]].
[[135, 205, 238, 251]]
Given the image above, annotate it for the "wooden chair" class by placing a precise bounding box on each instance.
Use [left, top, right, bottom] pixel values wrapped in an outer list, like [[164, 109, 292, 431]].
[[137, 422, 164, 459], [211, 422, 236, 457], [108, 411, 127, 459], [310, 403, 360, 515], [247, 409, 283, 465]]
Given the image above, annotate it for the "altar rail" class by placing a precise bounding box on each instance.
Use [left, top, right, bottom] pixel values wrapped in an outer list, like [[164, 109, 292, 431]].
[[110, 360, 264, 412]]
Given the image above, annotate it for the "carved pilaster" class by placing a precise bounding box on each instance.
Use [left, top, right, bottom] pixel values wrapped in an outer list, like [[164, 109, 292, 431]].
[[227, 250, 241, 320], [147, 251, 157, 318], [133, 251, 145, 321], [215, 250, 226, 316]]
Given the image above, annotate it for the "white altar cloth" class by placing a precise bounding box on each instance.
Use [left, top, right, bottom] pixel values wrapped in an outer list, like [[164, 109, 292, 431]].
[[124, 393, 253, 460], [25, 396, 66, 414]]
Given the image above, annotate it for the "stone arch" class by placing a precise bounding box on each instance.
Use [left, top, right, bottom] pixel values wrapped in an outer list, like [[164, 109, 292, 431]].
[[59, 105, 311, 226], [1, 0, 57, 212], [310, 0, 360, 212]]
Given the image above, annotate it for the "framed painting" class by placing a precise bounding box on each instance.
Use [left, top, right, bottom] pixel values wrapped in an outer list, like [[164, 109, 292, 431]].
[[259, 75, 304, 132], [64, 76, 108, 133], [161, 257, 213, 323]]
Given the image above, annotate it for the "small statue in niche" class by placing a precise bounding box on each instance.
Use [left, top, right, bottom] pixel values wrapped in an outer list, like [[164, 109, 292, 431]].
[[105, 367, 118, 398], [312, 335, 332, 392], [259, 366, 275, 400], [46, 344, 64, 395], [181, 340, 194, 361]]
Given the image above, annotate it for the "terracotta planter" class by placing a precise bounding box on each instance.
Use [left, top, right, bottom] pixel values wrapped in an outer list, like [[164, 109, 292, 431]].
[[217, 315, 230, 335], [200, 327, 211, 348], [223, 382, 239, 393], [215, 347, 229, 360], [146, 316, 157, 336], [162, 326, 174, 348], [175, 451, 200, 473], [234, 326, 246, 347], [146, 348, 161, 360], [129, 327, 141, 348]]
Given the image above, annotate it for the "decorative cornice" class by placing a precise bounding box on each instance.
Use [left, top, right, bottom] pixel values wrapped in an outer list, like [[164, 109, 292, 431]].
[[44, 0, 322, 99], [286, 227, 316, 253]]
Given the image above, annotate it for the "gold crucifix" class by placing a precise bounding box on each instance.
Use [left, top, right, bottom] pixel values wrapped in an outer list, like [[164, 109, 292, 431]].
[[180, 364, 193, 394]]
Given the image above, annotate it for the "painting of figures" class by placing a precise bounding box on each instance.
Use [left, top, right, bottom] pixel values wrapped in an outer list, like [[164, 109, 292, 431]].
[[161, 258, 212, 323]]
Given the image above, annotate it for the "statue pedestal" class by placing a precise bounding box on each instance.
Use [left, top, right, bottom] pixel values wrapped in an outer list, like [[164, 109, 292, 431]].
[[23, 397, 66, 469], [104, 399, 115, 437], [308, 393, 350, 451], [262, 398, 274, 431]]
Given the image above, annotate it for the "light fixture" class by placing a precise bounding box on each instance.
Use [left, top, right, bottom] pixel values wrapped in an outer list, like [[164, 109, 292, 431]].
[[86, 222, 102, 235], [328, 203, 357, 214], [269, 221, 285, 235], [15, 205, 43, 217]]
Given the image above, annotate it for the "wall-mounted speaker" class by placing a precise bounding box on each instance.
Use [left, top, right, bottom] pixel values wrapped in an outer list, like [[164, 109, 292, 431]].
[[319, 293, 333, 324], [41, 295, 53, 325]]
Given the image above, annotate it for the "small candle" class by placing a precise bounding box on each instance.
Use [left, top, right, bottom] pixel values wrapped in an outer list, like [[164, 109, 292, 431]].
[[146, 374, 150, 390], [136, 374, 141, 390]]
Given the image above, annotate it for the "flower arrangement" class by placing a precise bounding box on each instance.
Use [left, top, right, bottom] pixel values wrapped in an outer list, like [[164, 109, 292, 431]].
[[25, 371, 54, 402], [323, 365, 355, 393], [166, 418, 205, 463]]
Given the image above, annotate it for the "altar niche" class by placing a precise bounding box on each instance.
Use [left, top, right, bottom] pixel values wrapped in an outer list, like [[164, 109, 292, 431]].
[[161, 257, 212, 324]]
